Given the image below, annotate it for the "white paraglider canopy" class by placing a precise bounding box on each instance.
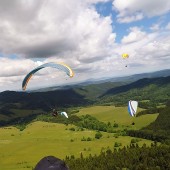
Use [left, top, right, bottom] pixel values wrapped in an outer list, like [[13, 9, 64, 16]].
[[60, 112, 68, 118], [128, 100, 138, 117]]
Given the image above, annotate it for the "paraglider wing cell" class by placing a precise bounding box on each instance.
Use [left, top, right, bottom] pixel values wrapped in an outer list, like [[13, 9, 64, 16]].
[[22, 62, 74, 90], [22, 67, 43, 90]]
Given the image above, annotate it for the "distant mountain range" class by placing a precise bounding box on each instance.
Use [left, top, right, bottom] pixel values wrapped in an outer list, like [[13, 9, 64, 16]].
[[32, 69, 170, 92], [102, 75, 170, 96]]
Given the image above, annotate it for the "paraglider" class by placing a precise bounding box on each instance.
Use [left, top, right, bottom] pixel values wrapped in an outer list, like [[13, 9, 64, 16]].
[[22, 62, 74, 90], [128, 100, 138, 117], [60, 112, 68, 118], [22, 62, 72, 119], [122, 53, 129, 59], [52, 109, 58, 117], [52, 109, 68, 118], [122, 53, 129, 67]]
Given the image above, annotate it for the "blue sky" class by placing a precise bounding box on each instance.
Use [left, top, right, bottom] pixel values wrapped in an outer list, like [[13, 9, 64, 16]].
[[0, 0, 170, 91], [95, 1, 170, 42]]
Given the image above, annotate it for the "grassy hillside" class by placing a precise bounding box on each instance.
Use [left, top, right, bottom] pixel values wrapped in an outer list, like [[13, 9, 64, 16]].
[[0, 121, 154, 170], [0, 89, 89, 125], [73, 82, 126, 100], [76, 106, 159, 130], [99, 76, 170, 107]]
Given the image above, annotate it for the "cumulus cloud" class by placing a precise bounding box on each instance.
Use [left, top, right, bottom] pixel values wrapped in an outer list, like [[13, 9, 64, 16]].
[[112, 0, 170, 23], [119, 27, 170, 70], [0, 0, 115, 61], [0, 0, 117, 91], [0, 57, 36, 77], [117, 13, 144, 23], [121, 27, 146, 44]]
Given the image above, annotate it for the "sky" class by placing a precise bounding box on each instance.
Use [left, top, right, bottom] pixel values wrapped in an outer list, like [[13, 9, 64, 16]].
[[0, 0, 170, 91]]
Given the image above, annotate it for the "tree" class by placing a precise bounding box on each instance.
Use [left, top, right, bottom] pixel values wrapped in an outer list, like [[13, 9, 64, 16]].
[[95, 131, 102, 139]]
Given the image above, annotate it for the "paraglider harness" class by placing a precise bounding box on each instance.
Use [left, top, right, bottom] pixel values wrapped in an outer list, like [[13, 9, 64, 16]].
[[36, 95, 61, 117], [52, 109, 58, 117]]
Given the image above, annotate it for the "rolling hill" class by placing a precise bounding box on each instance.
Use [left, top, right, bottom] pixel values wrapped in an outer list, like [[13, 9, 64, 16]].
[[99, 76, 170, 107], [33, 69, 170, 92], [0, 75, 169, 127]]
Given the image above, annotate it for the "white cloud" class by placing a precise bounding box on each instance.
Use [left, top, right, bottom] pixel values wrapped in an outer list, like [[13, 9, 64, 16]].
[[165, 22, 170, 30], [113, 0, 170, 23], [0, 58, 36, 77], [121, 27, 146, 44], [85, 0, 110, 4], [0, 0, 118, 91], [119, 28, 170, 69], [117, 13, 143, 23], [0, 0, 115, 61], [150, 24, 160, 31]]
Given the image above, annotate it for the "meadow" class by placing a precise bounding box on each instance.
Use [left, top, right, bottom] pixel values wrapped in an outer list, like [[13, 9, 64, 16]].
[[0, 106, 159, 170], [76, 106, 159, 129]]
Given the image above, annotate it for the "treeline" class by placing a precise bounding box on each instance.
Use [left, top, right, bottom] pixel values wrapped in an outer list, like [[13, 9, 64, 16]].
[[0, 113, 38, 128], [137, 107, 163, 117], [76, 115, 120, 133], [144, 105, 170, 135], [65, 144, 170, 170], [99, 93, 168, 109], [127, 130, 168, 143], [127, 105, 170, 143], [35, 114, 123, 134]]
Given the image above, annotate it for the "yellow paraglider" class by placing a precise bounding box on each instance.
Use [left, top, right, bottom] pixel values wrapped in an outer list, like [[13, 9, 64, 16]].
[[122, 53, 129, 59], [121, 53, 129, 67]]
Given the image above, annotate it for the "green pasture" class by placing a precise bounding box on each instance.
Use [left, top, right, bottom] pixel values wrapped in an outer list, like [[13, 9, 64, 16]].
[[0, 121, 153, 170], [76, 106, 159, 129]]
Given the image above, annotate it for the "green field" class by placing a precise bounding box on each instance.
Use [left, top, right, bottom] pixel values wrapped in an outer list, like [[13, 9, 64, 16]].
[[0, 121, 154, 170], [0, 106, 159, 170], [76, 106, 159, 129]]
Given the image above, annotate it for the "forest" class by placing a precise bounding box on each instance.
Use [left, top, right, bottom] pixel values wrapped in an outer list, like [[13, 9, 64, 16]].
[[65, 143, 170, 170]]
